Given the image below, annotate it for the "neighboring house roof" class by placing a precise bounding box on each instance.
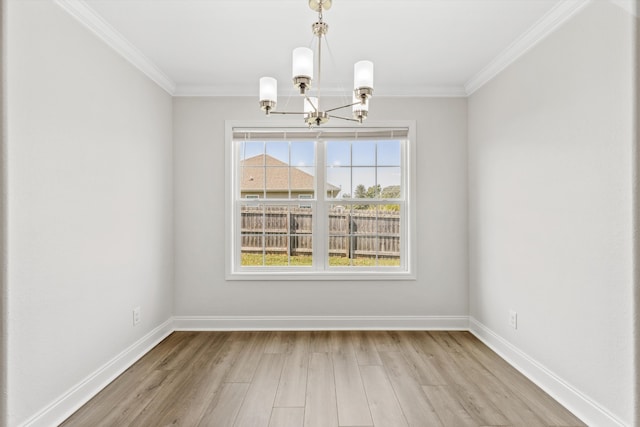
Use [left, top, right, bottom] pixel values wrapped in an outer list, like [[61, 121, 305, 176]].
[[240, 154, 340, 193]]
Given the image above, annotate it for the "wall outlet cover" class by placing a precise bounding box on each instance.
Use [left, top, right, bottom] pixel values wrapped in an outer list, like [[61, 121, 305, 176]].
[[509, 310, 517, 329], [133, 306, 141, 326]]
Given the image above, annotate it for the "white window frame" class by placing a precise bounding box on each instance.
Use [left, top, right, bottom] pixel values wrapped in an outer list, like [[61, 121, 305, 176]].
[[225, 120, 417, 281]]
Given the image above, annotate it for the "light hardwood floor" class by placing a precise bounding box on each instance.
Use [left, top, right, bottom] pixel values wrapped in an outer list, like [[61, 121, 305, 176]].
[[61, 331, 585, 427]]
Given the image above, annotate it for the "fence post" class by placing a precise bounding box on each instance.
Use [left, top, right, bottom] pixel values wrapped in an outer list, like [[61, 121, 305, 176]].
[[348, 211, 353, 260], [287, 208, 291, 258]]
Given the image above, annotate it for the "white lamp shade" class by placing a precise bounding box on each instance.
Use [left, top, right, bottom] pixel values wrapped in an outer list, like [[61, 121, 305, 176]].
[[352, 94, 368, 112], [292, 47, 314, 79], [304, 96, 318, 114], [259, 77, 277, 102], [354, 60, 374, 89]]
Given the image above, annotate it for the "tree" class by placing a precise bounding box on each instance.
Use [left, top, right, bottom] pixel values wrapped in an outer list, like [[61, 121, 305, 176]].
[[354, 184, 367, 199], [381, 185, 401, 211], [381, 185, 400, 199], [350, 184, 401, 210], [365, 184, 381, 199]]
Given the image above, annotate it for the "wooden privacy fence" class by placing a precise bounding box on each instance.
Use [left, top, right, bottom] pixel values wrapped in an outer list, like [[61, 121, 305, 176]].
[[240, 206, 400, 259]]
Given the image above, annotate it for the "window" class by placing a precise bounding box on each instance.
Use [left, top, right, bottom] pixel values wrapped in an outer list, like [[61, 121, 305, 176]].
[[226, 123, 416, 280]]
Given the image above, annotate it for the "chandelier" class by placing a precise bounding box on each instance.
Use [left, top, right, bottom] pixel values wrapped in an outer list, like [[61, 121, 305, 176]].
[[258, 0, 374, 127]]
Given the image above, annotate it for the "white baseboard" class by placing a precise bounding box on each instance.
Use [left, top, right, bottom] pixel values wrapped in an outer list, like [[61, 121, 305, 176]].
[[22, 316, 624, 427], [20, 319, 174, 427], [172, 315, 469, 331], [469, 317, 626, 427]]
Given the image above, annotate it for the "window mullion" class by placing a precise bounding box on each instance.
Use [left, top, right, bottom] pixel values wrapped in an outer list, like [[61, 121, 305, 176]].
[[315, 140, 326, 272], [401, 139, 408, 270]]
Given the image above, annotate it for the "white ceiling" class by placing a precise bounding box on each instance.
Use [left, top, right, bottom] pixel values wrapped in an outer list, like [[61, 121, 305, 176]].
[[57, 0, 594, 96]]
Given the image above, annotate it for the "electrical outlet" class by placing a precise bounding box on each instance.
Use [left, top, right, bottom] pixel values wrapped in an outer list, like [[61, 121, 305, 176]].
[[133, 306, 141, 326], [509, 310, 517, 329]]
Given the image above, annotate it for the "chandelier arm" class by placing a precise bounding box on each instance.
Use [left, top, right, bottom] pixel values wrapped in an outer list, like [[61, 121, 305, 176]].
[[303, 93, 319, 113], [327, 114, 362, 123], [269, 111, 306, 115], [324, 102, 362, 114]]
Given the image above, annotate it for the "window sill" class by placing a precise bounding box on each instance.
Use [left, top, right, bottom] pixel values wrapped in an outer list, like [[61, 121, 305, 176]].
[[225, 270, 417, 281]]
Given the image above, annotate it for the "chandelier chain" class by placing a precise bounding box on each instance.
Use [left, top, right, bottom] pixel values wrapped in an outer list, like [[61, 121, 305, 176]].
[[317, 7, 322, 110]]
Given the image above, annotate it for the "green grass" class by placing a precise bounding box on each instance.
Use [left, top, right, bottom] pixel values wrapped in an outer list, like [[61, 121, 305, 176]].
[[241, 253, 400, 267], [241, 253, 312, 266], [328, 257, 400, 267]]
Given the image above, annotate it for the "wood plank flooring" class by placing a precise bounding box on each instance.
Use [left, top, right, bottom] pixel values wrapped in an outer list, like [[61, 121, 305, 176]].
[[61, 331, 585, 427]]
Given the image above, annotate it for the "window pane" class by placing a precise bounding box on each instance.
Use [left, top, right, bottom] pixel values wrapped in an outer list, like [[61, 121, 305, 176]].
[[263, 206, 289, 266], [291, 235, 312, 266], [240, 166, 265, 198], [265, 234, 289, 266], [352, 141, 376, 166], [379, 167, 401, 199], [291, 206, 313, 265], [266, 141, 289, 165], [350, 205, 376, 231], [377, 140, 401, 166], [240, 205, 314, 268], [328, 204, 349, 232], [241, 235, 264, 266], [352, 168, 377, 199], [351, 206, 377, 265], [264, 205, 288, 233], [378, 205, 401, 232], [291, 166, 315, 199], [240, 204, 266, 266], [326, 167, 349, 200], [241, 204, 264, 233], [291, 206, 313, 234], [378, 206, 401, 266], [326, 203, 401, 267], [265, 167, 290, 197], [326, 141, 350, 167], [239, 141, 264, 161], [328, 236, 351, 266], [328, 204, 350, 265], [290, 141, 315, 168], [241, 234, 264, 253]]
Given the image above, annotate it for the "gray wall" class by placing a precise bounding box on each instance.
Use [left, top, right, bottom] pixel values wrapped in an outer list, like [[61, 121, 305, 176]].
[[6, 1, 174, 425], [635, 7, 640, 426], [1, 0, 6, 425], [173, 96, 468, 318], [468, 2, 635, 424]]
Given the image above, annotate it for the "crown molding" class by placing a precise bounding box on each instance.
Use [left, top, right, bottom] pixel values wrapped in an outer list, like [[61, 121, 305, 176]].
[[379, 86, 469, 98], [174, 85, 264, 97], [54, 0, 176, 95], [173, 84, 468, 98], [54, 0, 603, 99], [464, 0, 592, 96]]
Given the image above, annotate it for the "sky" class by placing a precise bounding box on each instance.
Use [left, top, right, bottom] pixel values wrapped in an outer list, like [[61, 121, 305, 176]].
[[239, 140, 402, 198]]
